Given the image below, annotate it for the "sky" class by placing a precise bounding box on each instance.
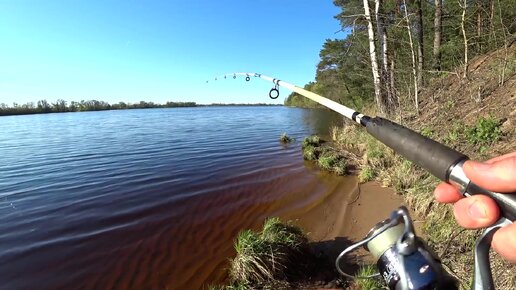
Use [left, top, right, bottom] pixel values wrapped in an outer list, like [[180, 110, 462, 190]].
[[0, 0, 344, 105]]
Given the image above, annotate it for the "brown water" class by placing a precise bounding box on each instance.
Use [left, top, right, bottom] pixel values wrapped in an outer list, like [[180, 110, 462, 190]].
[[3, 106, 388, 290]]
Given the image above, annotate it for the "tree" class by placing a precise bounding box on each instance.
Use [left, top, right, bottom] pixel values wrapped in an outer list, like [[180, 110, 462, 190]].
[[403, 0, 420, 112], [37, 100, 52, 113], [460, 0, 469, 79], [416, 0, 424, 87], [375, 0, 396, 113], [52, 99, 68, 112], [363, 0, 384, 115], [433, 0, 443, 70]]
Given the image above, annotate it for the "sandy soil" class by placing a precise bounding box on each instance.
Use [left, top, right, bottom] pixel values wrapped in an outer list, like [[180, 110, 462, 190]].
[[286, 175, 406, 249]]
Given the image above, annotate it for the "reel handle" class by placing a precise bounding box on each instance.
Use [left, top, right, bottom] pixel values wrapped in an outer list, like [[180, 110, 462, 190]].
[[472, 218, 512, 290]]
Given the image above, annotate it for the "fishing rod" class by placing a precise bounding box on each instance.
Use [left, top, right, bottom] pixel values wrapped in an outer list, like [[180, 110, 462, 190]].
[[213, 72, 516, 290]]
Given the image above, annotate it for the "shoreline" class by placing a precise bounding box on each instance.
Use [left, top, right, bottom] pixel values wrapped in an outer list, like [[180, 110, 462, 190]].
[[211, 171, 409, 289]]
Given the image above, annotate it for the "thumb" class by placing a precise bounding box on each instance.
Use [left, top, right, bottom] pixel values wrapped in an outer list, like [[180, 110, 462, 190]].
[[463, 157, 516, 192]]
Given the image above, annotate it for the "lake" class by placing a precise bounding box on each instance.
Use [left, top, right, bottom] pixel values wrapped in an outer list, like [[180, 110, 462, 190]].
[[0, 106, 358, 289]]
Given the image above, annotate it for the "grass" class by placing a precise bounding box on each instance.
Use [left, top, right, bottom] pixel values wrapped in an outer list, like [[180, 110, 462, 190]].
[[208, 283, 248, 290], [330, 114, 516, 288], [358, 165, 375, 182], [352, 265, 384, 290], [302, 135, 352, 175], [420, 127, 434, 138], [302, 145, 319, 161], [279, 133, 294, 144], [330, 122, 481, 287], [302, 135, 321, 147], [465, 115, 501, 146], [440, 116, 501, 153], [226, 217, 312, 288]]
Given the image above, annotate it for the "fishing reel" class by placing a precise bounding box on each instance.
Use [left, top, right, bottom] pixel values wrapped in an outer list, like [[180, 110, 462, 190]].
[[336, 206, 511, 290]]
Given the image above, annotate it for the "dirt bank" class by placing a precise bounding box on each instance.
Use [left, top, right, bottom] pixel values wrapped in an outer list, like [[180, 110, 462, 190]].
[[283, 175, 406, 243]]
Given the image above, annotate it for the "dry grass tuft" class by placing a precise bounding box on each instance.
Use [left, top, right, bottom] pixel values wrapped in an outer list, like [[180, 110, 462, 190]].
[[228, 218, 313, 289]]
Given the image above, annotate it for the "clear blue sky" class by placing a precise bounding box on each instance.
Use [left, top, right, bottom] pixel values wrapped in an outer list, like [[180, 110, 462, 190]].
[[0, 0, 343, 105]]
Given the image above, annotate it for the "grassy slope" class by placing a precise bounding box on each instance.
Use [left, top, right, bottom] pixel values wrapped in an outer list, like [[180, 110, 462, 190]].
[[332, 41, 516, 289]]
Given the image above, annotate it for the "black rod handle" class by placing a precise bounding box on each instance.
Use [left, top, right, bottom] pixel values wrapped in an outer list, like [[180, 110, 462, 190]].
[[365, 117, 516, 222]]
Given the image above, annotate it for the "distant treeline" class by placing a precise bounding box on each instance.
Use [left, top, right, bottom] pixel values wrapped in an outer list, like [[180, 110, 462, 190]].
[[0, 100, 197, 116], [0, 100, 281, 116], [198, 103, 282, 107]]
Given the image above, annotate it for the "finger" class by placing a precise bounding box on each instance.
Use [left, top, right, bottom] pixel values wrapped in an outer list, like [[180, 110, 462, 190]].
[[434, 182, 462, 203], [463, 157, 516, 192], [485, 151, 516, 164], [492, 222, 516, 263], [453, 195, 500, 229]]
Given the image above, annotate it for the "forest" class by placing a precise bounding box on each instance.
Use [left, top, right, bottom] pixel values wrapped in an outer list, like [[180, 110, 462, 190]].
[[285, 0, 516, 116], [0, 100, 198, 116]]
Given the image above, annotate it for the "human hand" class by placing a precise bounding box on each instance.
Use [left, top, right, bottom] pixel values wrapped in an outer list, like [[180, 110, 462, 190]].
[[433, 152, 516, 262]]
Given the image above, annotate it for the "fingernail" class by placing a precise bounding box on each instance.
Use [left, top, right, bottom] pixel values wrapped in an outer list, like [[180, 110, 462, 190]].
[[469, 201, 487, 219], [465, 161, 491, 172]]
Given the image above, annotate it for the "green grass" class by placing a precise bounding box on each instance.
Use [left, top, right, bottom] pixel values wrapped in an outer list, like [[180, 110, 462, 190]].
[[443, 122, 464, 145], [465, 115, 501, 146], [228, 218, 310, 288], [302, 145, 319, 161], [420, 127, 434, 138], [330, 123, 477, 287], [318, 151, 338, 171], [353, 265, 384, 290], [358, 165, 375, 183], [301, 135, 350, 175], [302, 135, 321, 148], [261, 217, 307, 247], [279, 133, 293, 144]]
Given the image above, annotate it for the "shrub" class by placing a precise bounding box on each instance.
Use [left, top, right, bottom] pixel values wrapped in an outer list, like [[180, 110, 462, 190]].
[[465, 116, 501, 145]]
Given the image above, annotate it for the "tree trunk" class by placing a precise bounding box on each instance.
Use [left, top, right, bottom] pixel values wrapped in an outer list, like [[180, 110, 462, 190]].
[[363, 0, 385, 115], [433, 0, 442, 70], [416, 0, 424, 87], [489, 0, 495, 45], [476, 0, 484, 52], [375, 0, 389, 76], [390, 51, 398, 119], [403, 0, 419, 113], [461, 0, 469, 79], [375, 0, 397, 115], [497, 0, 508, 86], [375, 0, 392, 111]]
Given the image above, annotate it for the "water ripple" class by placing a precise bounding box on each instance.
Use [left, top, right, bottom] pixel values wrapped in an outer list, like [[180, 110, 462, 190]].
[[0, 107, 343, 290]]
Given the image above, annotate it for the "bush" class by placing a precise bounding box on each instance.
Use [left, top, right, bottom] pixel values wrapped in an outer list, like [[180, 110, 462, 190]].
[[465, 116, 501, 145]]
